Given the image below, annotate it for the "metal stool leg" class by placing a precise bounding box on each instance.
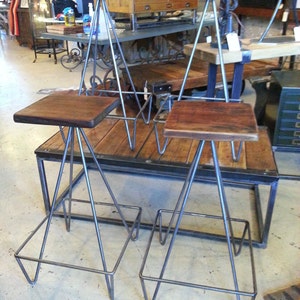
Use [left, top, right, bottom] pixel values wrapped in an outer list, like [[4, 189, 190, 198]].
[[76, 127, 114, 297], [140, 139, 256, 299], [155, 140, 240, 300], [159, 140, 206, 245], [211, 140, 240, 300], [153, 140, 205, 299], [15, 127, 74, 285], [15, 126, 141, 300]]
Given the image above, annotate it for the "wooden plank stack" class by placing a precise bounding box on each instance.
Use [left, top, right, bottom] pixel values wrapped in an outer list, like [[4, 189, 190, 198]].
[[46, 24, 83, 34]]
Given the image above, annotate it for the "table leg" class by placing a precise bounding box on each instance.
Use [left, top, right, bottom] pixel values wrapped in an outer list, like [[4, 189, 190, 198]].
[[206, 63, 218, 97], [231, 62, 245, 100]]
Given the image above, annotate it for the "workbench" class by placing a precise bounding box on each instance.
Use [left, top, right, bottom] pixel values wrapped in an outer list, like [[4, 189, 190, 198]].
[[123, 58, 278, 109]]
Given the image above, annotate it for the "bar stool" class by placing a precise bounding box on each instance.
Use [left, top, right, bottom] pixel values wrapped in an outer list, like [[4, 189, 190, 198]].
[[13, 93, 142, 300], [140, 101, 258, 299]]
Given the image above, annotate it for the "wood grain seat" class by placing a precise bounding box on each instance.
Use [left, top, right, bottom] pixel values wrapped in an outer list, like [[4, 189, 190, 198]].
[[13, 94, 120, 128], [123, 58, 278, 92], [164, 101, 258, 141]]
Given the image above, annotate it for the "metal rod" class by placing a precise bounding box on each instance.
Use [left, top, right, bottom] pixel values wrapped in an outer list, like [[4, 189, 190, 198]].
[[258, 0, 283, 42], [210, 140, 240, 300], [153, 140, 205, 299]]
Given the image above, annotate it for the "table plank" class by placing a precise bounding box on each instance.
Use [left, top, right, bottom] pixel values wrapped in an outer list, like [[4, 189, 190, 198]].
[[184, 37, 300, 65], [36, 120, 276, 175], [125, 59, 278, 92]]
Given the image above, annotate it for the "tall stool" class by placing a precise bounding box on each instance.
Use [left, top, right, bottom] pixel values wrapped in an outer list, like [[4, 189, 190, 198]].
[[140, 101, 258, 299], [13, 94, 142, 300]]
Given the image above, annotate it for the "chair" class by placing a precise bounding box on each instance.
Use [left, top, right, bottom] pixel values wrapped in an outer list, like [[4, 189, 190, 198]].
[[29, 0, 68, 63]]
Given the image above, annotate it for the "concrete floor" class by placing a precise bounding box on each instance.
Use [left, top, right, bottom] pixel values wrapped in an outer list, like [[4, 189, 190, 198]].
[[0, 31, 299, 300]]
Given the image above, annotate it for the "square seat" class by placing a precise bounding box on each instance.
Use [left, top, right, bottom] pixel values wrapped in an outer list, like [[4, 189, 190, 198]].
[[164, 101, 258, 142], [13, 94, 120, 128]]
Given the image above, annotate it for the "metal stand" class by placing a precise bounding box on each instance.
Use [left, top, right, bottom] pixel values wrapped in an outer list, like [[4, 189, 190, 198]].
[[140, 140, 257, 299], [15, 126, 142, 300], [77, 0, 153, 150]]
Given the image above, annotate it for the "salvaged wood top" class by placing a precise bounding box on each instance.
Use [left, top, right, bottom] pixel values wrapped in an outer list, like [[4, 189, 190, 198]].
[[184, 36, 300, 65], [35, 118, 276, 177], [13, 94, 120, 128], [164, 101, 258, 141], [124, 59, 278, 92]]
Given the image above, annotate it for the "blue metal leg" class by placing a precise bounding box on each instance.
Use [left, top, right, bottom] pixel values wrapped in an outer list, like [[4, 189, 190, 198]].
[[206, 63, 218, 97], [231, 62, 245, 100]]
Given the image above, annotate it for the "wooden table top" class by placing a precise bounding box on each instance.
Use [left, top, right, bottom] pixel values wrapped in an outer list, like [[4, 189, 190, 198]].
[[164, 101, 258, 141], [124, 58, 278, 91], [13, 94, 120, 128], [184, 36, 300, 65]]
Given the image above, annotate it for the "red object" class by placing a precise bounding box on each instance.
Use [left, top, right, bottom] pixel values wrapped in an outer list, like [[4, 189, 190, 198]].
[[8, 0, 15, 35], [12, 0, 21, 36], [8, 0, 21, 36]]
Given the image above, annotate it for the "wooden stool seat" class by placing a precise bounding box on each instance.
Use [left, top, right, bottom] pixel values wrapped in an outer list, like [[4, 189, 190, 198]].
[[13, 94, 120, 128], [164, 101, 258, 141]]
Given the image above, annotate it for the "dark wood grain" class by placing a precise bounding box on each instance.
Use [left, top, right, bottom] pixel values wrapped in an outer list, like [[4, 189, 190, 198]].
[[36, 118, 276, 174], [29, 97, 275, 174], [124, 59, 278, 91], [13, 93, 120, 128], [164, 101, 258, 141]]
